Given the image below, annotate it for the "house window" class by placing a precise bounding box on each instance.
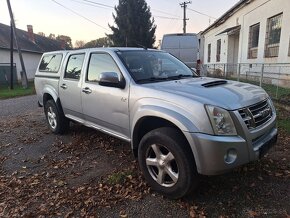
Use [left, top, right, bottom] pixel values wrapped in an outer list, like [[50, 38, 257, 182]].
[[207, 44, 211, 63], [216, 39, 221, 62], [248, 23, 260, 59], [264, 13, 283, 57]]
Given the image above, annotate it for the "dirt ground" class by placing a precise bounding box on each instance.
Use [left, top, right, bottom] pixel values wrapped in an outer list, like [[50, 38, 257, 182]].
[[0, 96, 289, 217]]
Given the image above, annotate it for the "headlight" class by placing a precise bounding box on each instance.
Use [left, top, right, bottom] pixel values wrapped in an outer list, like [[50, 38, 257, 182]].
[[205, 105, 237, 135], [267, 98, 276, 115]]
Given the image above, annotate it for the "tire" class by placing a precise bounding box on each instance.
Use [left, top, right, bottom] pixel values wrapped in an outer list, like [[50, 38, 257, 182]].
[[138, 127, 199, 199], [44, 100, 69, 134]]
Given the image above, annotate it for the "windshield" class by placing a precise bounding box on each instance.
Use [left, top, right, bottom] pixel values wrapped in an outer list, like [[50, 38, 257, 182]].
[[117, 50, 198, 84]]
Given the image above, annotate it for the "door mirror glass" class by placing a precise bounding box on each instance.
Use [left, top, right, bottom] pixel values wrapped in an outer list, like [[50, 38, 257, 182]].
[[99, 72, 125, 88]]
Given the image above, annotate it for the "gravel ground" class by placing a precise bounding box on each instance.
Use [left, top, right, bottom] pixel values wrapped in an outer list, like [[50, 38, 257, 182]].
[[0, 95, 38, 117], [0, 95, 289, 217]]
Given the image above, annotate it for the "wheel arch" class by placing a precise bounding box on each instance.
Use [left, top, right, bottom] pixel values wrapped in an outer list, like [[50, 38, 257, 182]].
[[42, 85, 58, 104], [131, 106, 198, 159], [43, 91, 64, 117]]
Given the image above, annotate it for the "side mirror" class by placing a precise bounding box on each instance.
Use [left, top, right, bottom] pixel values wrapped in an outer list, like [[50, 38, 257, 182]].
[[99, 72, 125, 89]]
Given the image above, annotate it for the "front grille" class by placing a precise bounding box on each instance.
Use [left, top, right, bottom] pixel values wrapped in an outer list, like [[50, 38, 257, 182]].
[[239, 99, 272, 129]]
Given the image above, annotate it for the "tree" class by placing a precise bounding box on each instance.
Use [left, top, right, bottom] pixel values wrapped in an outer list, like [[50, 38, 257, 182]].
[[56, 35, 72, 49], [38, 32, 45, 37], [108, 0, 156, 48], [84, 37, 113, 48], [48, 33, 55, 39], [75, 40, 86, 49]]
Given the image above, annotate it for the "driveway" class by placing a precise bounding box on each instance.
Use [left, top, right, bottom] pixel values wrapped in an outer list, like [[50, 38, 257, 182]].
[[0, 95, 289, 217], [0, 95, 37, 117]]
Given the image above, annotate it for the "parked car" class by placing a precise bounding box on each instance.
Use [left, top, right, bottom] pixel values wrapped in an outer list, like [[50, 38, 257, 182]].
[[35, 48, 277, 199], [161, 33, 199, 68]]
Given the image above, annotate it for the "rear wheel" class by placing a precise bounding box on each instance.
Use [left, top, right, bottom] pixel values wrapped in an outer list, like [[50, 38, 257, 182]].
[[44, 100, 69, 134], [138, 127, 198, 199]]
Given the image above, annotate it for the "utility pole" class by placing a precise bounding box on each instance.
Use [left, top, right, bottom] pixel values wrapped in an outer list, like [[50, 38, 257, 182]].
[[180, 1, 191, 34], [7, 0, 28, 88], [10, 21, 13, 89]]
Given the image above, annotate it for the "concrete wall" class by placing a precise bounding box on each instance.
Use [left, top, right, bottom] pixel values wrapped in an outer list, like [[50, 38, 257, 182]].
[[0, 50, 42, 81], [202, 0, 290, 65]]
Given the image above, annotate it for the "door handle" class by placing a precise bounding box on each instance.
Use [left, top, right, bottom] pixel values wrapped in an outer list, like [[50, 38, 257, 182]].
[[82, 87, 92, 94], [60, 84, 67, 89]]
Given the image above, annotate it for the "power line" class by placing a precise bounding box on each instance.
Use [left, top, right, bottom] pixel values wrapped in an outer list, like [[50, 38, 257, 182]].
[[69, 0, 111, 10], [154, 15, 182, 20], [81, 0, 181, 18], [52, 0, 184, 30], [50, 0, 109, 31], [81, 0, 114, 9], [187, 7, 216, 19], [69, 0, 182, 21], [151, 8, 180, 18], [78, 0, 182, 19]]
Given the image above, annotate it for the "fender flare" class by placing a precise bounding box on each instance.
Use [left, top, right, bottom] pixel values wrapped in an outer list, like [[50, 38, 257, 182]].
[[131, 105, 201, 167], [42, 84, 58, 104], [131, 105, 198, 136]]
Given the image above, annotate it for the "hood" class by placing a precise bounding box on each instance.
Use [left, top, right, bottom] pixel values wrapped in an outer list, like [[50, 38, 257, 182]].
[[145, 77, 268, 110]]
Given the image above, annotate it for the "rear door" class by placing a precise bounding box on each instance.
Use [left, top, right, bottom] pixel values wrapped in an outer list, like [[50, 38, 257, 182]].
[[59, 52, 86, 121], [81, 52, 130, 140]]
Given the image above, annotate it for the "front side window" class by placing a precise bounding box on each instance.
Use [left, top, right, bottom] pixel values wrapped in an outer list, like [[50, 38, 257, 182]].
[[216, 39, 221, 62], [87, 53, 121, 82], [39, 54, 62, 72], [248, 23, 260, 59], [64, 54, 85, 80], [264, 13, 283, 57], [207, 44, 211, 63], [117, 50, 196, 84]]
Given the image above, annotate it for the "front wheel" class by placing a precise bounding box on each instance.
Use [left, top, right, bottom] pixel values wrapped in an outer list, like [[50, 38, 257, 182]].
[[44, 100, 69, 134], [138, 127, 198, 199]]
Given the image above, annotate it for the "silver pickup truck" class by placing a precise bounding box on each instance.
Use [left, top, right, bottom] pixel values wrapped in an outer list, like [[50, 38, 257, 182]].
[[35, 48, 277, 199]]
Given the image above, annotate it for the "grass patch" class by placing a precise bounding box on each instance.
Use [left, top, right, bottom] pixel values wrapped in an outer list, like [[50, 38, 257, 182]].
[[275, 105, 290, 133], [276, 107, 290, 133], [107, 171, 133, 185], [277, 119, 290, 133], [227, 77, 290, 99], [261, 83, 290, 99], [0, 81, 35, 99]]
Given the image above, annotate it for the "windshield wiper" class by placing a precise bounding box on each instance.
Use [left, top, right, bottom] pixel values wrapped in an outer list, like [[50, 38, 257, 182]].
[[136, 77, 169, 84], [167, 74, 195, 80]]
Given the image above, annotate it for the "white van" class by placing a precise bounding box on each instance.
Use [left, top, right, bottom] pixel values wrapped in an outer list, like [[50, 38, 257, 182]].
[[161, 33, 199, 68]]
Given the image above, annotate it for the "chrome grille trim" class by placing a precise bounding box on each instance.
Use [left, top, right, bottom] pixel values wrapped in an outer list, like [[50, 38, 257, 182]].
[[238, 99, 273, 129]]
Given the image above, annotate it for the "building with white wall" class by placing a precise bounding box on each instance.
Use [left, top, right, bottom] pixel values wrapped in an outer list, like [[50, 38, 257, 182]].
[[201, 0, 290, 65], [0, 23, 67, 84]]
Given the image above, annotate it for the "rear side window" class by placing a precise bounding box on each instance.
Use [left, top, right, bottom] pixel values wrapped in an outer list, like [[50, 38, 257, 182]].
[[87, 53, 120, 82], [64, 54, 85, 80], [39, 54, 63, 73]]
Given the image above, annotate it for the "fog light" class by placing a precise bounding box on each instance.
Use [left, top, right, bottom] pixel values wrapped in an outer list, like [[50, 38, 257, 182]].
[[224, 148, 237, 164]]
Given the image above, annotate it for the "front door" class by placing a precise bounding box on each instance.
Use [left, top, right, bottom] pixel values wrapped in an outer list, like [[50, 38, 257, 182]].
[[81, 52, 130, 140]]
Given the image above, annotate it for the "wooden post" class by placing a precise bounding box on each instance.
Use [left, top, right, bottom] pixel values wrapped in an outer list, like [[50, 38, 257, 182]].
[[224, 64, 227, 79], [237, 64, 241, 81], [7, 0, 28, 88], [259, 64, 264, 87], [10, 21, 13, 89]]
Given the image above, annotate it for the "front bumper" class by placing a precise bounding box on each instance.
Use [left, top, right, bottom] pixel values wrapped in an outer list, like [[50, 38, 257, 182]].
[[184, 126, 277, 175]]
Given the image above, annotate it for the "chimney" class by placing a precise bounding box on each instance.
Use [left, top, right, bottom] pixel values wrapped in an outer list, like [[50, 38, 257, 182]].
[[27, 25, 35, 43]]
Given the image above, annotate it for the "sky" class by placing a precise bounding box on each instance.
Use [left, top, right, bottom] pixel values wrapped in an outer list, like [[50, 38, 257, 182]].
[[0, 0, 240, 46]]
